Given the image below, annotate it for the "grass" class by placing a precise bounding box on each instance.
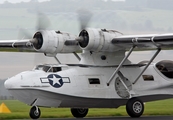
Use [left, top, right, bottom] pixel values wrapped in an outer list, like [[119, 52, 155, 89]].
[[0, 99, 173, 119]]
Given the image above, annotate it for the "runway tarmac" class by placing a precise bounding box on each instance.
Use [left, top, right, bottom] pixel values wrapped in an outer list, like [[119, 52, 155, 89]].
[[13, 116, 173, 120]]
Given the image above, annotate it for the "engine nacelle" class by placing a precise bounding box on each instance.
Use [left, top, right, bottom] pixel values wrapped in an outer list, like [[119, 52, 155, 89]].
[[78, 28, 123, 52], [33, 30, 80, 56]]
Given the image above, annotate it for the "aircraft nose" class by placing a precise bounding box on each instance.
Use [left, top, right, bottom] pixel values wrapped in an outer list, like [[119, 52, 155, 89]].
[[4, 76, 20, 89], [4, 78, 15, 89], [4, 79, 12, 89]]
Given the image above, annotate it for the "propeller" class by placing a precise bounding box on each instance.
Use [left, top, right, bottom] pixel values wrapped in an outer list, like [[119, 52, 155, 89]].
[[32, 12, 51, 50], [76, 30, 89, 48], [32, 32, 43, 50], [77, 9, 92, 31], [18, 28, 32, 39], [36, 12, 51, 31], [19, 12, 51, 50], [17, 28, 33, 51], [65, 9, 92, 47], [18, 12, 51, 66]]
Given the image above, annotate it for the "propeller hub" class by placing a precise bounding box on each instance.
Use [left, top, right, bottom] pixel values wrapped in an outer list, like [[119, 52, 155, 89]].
[[33, 32, 43, 50], [78, 30, 89, 48]]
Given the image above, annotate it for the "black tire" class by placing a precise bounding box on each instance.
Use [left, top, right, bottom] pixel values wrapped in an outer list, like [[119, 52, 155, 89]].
[[29, 106, 41, 119], [126, 97, 144, 118], [71, 108, 88, 118]]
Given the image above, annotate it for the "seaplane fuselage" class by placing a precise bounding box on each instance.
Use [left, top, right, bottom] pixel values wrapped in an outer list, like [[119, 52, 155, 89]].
[[5, 61, 173, 109]]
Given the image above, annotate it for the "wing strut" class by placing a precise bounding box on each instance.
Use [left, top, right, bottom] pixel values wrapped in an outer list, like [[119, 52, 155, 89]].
[[133, 48, 161, 84], [73, 52, 81, 61], [54, 56, 61, 64], [107, 45, 136, 86]]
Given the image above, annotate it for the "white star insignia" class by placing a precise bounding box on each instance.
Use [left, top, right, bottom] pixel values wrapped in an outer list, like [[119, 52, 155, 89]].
[[49, 75, 62, 86]]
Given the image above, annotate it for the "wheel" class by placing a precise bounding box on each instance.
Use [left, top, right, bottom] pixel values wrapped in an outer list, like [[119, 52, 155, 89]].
[[126, 97, 144, 118], [71, 108, 88, 118], [29, 106, 41, 119]]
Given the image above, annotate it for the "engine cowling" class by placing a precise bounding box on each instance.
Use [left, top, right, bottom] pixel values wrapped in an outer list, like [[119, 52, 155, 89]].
[[33, 30, 80, 56], [77, 28, 123, 52]]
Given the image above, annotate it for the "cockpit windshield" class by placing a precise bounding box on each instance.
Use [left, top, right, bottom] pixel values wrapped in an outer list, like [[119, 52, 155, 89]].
[[34, 65, 45, 70], [34, 64, 63, 73], [43, 66, 51, 72]]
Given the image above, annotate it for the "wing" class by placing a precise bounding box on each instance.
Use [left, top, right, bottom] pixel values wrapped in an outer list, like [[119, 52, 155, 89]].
[[0, 29, 173, 55], [111, 33, 173, 49], [0, 39, 32, 48]]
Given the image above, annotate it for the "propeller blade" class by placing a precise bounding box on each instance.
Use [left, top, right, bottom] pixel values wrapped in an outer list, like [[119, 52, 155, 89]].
[[77, 9, 92, 30], [18, 28, 32, 39], [37, 12, 51, 31]]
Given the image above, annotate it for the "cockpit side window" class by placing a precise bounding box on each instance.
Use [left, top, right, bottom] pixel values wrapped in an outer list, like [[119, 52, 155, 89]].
[[156, 60, 173, 78], [52, 67, 62, 72], [48, 67, 62, 72]]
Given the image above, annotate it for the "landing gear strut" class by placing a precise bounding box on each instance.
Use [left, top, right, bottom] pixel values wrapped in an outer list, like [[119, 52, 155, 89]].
[[71, 108, 88, 118], [126, 97, 144, 118], [29, 106, 41, 119]]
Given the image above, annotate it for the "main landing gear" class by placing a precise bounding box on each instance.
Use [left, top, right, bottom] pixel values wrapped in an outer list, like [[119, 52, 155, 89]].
[[126, 97, 144, 118], [71, 98, 144, 118], [71, 108, 88, 118], [70, 98, 144, 118]]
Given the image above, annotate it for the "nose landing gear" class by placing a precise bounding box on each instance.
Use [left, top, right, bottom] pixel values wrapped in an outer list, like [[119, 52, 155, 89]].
[[29, 106, 41, 119]]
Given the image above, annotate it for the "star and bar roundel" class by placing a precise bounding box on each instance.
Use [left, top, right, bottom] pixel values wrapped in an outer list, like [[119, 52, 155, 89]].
[[40, 74, 70, 88]]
